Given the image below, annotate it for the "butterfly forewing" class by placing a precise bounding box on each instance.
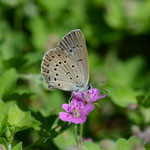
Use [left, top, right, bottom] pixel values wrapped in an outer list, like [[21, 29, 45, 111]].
[[57, 29, 89, 86], [41, 29, 89, 92]]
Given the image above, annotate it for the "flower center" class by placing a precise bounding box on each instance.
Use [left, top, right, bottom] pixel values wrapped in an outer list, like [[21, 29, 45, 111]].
[[73, 108, 80, 117], [85, 93, 91, 101]]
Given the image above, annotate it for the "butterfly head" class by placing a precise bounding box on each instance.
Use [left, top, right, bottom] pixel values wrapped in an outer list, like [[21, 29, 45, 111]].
[[75, 84, 93, 93]]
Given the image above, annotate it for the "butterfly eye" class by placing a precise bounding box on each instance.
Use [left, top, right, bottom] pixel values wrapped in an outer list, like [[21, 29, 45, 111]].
[[70, 50, 72, 52]]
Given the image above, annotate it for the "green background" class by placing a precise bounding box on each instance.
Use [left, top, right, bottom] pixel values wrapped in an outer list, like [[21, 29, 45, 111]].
[[0, 0, 150, 149]]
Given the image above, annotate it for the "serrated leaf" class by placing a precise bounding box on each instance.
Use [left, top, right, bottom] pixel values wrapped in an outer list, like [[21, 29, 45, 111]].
[[8, 104, 41, 131], [7, 104, 41, 141], [12, 142, 22, 150], [0, 68, 17, 98], [0, 99, 8, 136]]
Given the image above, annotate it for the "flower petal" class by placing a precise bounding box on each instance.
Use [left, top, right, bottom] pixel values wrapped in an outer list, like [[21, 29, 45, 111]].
[[71, 116, 87, 124], [59, 112, 73, 122], [72, 92, 85, 101], [94, 94, 106, 101], [72, 91, 82, 97], [81, 103, 94, 115], [71, 98, 85, 109], [89, 88, 100, 95], [89, 88, 100, 99], [62, 104, 72, 112]]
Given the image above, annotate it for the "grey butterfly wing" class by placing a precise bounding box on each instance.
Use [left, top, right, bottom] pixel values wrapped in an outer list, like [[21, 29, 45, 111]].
[[57, 29, 89, 87], [41, 29, 89, 91], [41, 47, 84, 91]]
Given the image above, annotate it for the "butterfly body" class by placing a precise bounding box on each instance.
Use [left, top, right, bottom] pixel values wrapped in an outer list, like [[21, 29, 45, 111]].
[[41, 29, 89, 92]]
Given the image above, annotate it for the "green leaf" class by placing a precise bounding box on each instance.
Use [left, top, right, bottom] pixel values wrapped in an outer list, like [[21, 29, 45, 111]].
[[3, 56, 27, 71], [104, 0, 125, 29], [82, 141, 101, 150], [50, 120, 72, 139], [137, 94, 150, 108], [145, 144, 150, 150], [116, 136, 144, 150], [116, 138, 128, 150], [0, 138, 8, 150], [108, 86, 137, 107], [0, 99, 8, 136], [3, 92, 32, 102], [34, 111, 71, 140], [6, 104, 41, 142], [0, 68, 17, 98], [33, 112, 57, 139], [12, 142, 22, 150], [54, 129, 76, 149], [105, 56, 144, 87]]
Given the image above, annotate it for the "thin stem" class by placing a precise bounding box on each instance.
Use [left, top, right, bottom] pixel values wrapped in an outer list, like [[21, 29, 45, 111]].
[[79, 123, 83, 145], [74, 124, 79, 145]]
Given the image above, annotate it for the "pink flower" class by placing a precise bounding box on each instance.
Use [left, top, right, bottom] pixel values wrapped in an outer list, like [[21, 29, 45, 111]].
[[72, 88, 106, 103], [59, 98, 94, 124]]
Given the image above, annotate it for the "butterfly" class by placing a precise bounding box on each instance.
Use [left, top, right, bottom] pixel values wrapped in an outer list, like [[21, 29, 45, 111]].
[[41, 29, 91, 92]]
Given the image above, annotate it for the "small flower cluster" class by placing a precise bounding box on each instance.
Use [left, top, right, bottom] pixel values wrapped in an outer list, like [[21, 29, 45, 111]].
[[59, 88, 106, 124]]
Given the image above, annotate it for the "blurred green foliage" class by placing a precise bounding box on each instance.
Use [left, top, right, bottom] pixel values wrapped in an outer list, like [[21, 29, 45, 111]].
[[0, 0, 150, 149]]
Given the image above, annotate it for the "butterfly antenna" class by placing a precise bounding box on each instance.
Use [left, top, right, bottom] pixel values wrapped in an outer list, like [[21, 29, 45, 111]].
[[90, 81, 108, 94], [90, 81, 105, 85], [99, 88, 109, 94]]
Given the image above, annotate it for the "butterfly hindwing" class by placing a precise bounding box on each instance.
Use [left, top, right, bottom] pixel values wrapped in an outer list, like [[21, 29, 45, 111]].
[[41, 48, 84, 91]]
